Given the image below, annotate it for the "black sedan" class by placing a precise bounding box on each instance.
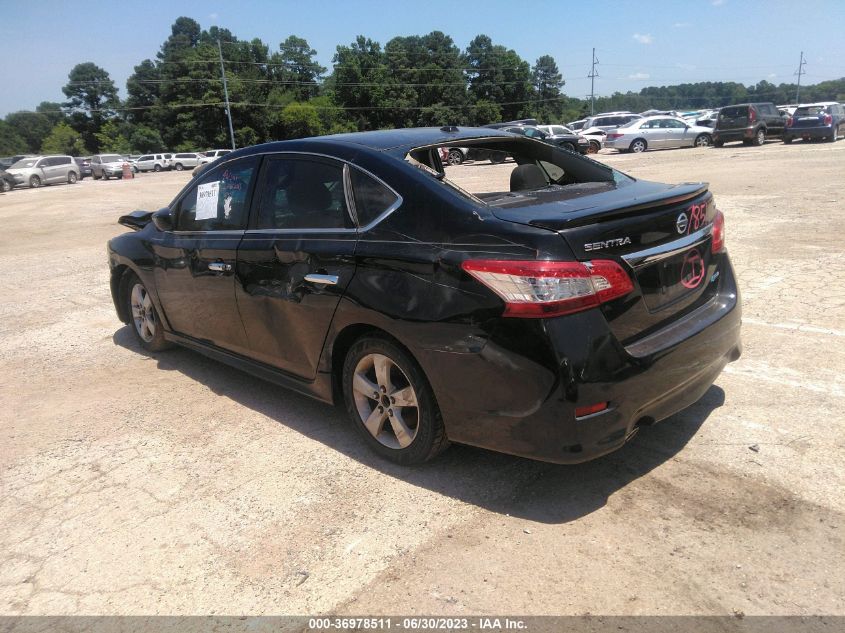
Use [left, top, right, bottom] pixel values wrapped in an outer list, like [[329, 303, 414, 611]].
[[108, 127, 741, 465]]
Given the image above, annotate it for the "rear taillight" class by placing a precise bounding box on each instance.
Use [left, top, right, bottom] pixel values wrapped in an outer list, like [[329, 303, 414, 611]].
[[461, 259, 633, 318], [606, 133, 624, 139], [748, 108, 756, 123], [824, 114, 833, 125], [786, 116, 794, 127], [711, 210, 725, 253]]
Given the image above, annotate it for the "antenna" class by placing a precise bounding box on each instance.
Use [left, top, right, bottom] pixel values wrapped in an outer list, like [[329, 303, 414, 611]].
[[794, 51, 807, 104], [587, 48, 599, 116]]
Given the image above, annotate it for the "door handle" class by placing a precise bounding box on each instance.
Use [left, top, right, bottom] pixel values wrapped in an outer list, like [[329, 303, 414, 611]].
[[304, 273, 339, 285], [208, 261, 232, 273]]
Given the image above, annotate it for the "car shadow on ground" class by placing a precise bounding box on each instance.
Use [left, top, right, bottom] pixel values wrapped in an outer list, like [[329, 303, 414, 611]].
[[113, 326, 725, 525]]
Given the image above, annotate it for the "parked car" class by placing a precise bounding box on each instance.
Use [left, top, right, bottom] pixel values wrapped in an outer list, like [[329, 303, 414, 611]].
[[581, 112, 643, 132], [539, 124, 602, 153], [578, 127, 607, 152], [1, 169, 15, 192], [197, 149, 232, 166], [90, 154, 128, 180], [169, 152, 204, 171], [108, 127, 741, 466], [603, 116, 713, 153], [567, 119, 587, 131], [74, 157, 92, 179], [493, 124, 590, 154], [132, 154, 171, 173], [712, 102, 787, 147], [783, 102, 845, 143], [6, 155, 80, 188], [0, 154, 33, 170]]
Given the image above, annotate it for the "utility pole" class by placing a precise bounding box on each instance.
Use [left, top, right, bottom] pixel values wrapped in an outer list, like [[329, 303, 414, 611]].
[[794, 51, 807, 104], [587, 48, 599, 115], [217, 39, 236, 150]]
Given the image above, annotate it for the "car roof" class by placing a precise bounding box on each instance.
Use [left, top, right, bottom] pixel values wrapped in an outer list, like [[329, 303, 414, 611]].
[[233, 127, 518, 160]]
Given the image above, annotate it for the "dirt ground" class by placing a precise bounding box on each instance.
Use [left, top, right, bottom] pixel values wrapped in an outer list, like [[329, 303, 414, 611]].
[[1, 140, 844, 617]]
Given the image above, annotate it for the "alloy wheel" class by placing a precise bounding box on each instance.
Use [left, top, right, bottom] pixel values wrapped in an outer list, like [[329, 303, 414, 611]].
[[351, 353, 419, 449], [130, 283, 156, 343]]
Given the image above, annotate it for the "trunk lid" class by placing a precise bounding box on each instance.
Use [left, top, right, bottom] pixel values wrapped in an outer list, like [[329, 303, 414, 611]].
[[490, 180, 722, 346], [717, 105, 750, 131]]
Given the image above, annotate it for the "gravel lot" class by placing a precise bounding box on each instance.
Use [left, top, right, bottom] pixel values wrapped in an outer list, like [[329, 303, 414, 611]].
[[1, 141, 843, 617]]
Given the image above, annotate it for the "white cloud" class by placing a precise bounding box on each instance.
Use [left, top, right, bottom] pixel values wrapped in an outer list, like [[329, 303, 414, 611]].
[[632, 33, 654, 44], [768, 73, 777, 78], [209, 12, 219, 20], [673, 22, 691, 28], [629, 72, 651, 80]]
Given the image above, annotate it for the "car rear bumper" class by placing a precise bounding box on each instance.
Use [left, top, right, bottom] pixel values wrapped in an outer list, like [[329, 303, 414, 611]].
[[713, 128, 757, 143], [419, 252, 741, 464], [783, 125, 833, 140]]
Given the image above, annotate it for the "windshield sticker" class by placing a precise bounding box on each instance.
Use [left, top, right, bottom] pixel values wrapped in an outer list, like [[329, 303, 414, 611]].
[[196, 181, 220, 220]]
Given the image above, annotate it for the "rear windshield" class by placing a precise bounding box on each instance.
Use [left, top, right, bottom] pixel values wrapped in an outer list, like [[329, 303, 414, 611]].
[[794, 106, 826, 116], [720, 106, 748, 118], [101, 155, 122, 162]]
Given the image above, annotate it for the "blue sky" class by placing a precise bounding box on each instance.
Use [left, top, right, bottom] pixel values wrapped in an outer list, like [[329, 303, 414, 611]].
[[1, 0, 843, 116]]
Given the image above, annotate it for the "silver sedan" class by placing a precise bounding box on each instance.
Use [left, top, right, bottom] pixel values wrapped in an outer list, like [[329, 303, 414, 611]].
[[603, 116, 713, 153]]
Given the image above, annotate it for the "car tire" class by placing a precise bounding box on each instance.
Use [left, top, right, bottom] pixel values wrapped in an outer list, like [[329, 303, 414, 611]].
[[753, 128, 765, 146], [560, 142, 576, 152], [1, 179, 11, 192], [175, 163, 184, 171], [714, 140, 724, 147], [587, 140, 600, 154], [830, 128, 838, 142], [783, 137, 793, 144], [29, 175, 41, 188], [103, 172, 109, 180], [629, 139, 647, 153], [694, 134, 711, 147], [124, 272, 170, 352], [68, 172, 77, 184], [489, 151, 507, 164], [342, 335, 449, 465], [154, 164, 162, 172], [93, 172, 101, 180]]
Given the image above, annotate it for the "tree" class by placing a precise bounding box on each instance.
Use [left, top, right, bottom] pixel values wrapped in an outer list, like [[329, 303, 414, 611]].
[[40, 122, 87, 155], [465, 35, 532, 121], [4, 111, 54, 153], [36, 102, 66, 126], [279, 102, 323, 138], [62, 63, 120, 117], [331, 36, 391, 130], [531, 55, 564, 121], [129, 126, 164, 153], [274, 36, 326, 100], [0, 120, 28, 155], [95, 121, 132, 153]]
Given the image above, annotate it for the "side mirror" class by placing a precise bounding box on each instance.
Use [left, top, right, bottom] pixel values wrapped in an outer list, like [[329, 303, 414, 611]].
[[152, 208, 174, 232]]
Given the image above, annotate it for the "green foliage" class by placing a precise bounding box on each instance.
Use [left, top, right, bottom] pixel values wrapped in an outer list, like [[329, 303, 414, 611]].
[[0, 120, 28, 155], [40, 122, 87, 155], [129, 126, 164, 153], [95, 121, 132, 153], [4, 112, 53, 153], [279, 102, 323, 139]]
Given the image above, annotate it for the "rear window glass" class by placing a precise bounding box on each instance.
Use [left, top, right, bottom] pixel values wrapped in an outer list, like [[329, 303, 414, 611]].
[[794, 106, 826, 116], [720, 107, 747, 118]]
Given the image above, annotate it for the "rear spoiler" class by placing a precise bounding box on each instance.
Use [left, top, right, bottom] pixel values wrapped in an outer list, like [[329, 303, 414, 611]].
[[118, 210, 153, 231]]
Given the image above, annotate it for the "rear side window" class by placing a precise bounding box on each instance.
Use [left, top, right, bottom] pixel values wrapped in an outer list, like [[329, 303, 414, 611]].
[[350, 168, 400, 228], [56, 157, 71, 165], [175, 156, 258, 231], [720, 106, 747, 118], [255, 157, 352, 230]]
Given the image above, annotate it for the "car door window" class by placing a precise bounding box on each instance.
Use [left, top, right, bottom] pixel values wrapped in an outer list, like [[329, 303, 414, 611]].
[[256, 157, 352, 230], [350, 167, 400, 228], [175, 157, 258, 232]]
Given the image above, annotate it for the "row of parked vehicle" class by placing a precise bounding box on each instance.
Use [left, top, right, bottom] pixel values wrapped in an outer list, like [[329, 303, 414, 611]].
[[0, 149, 233, 191], [565, 101, 845, 153]]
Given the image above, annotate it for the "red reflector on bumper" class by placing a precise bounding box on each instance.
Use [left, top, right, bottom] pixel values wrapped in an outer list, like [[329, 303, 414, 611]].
[[575, 402, 608, 418]]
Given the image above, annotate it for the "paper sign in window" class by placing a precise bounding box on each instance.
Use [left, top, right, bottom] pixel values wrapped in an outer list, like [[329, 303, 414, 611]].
[[195, 181, 220, 220]]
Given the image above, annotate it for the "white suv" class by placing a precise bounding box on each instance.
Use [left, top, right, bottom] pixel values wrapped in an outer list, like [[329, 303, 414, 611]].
[[197, 149, 232, 166], [132, 154, 171, 173], [170, 153, 203, 171]]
